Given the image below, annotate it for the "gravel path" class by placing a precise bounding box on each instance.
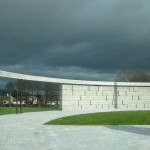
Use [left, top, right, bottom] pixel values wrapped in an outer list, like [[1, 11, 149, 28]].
[[0, 110, 150, 150]]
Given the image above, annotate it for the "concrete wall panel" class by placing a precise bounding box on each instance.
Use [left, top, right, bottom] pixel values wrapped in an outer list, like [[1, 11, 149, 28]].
[[89, 86, 99, 91], [102, 105, 109, 109], [79, 100, 91, 105], [91, 100, 107, 105], [85, 91, 96, 96], [81, 105, 96, 110], [73, 85, 89, 91], [118, 105, 128, 109], [63, 100, 79, 105], [96, 91, 103, 96], [62, 90, 73, 95], [96, 105, 103, 109], [100, 86, 114, 90], [136, 104, 145, 108], [118, 91, 126, 96], [139, 96, 150, 100], [73, 91, 85, 96], [117, 96, 132, 100], [106, 96, 114, 100], [103, 91, 115, 95], [62, 85, 73, 90], [63, 106, 82, 111], [145, 104, 150, 108]]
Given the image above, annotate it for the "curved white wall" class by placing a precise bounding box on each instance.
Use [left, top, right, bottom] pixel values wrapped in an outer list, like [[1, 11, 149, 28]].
[[0, 70, 150, 111]]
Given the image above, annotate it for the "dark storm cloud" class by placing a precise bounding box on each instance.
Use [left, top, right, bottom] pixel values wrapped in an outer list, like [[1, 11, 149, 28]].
[[0, 0, 150, 81]]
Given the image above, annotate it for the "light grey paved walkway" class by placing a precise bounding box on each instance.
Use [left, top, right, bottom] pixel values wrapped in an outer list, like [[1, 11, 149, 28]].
[[0, 110, 150, 150]]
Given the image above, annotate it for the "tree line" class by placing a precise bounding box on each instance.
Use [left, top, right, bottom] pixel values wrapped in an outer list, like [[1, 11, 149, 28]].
[[116, 70, 150, 82], [1, 80, 59, 107]]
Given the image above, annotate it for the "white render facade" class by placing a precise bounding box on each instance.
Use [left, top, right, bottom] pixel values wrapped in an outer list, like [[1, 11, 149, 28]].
[[0, 70, 150, 111], [60, 84, 150, 110]]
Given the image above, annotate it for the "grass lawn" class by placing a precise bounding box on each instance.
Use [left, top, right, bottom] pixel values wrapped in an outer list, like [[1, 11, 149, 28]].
[[45, 110, 150, 125], [0, 106, 59, 115]]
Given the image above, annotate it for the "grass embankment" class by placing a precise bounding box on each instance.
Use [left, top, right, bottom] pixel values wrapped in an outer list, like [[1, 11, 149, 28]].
[[45, 111, 150, 125], [0, 106, 59, 115]]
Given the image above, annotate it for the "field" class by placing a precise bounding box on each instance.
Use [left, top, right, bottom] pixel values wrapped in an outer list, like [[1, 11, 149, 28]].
[[0, 106, 59, 115], [45, 111, 150, 125]]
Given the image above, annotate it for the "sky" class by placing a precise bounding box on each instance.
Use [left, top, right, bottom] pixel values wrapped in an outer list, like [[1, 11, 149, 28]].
[[0, 0, 150, 81]]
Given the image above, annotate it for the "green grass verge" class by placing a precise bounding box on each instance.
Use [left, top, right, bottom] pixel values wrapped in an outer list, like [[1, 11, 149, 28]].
[[45, 111, 150, 125], [0, 106, 59, 115]]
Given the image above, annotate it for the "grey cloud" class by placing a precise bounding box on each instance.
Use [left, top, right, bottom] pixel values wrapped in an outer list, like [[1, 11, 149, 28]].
[[0, 0, 150, 81]]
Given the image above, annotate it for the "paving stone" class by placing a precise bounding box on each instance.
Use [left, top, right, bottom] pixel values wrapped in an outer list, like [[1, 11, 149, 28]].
[[0, 110, 150, 150]]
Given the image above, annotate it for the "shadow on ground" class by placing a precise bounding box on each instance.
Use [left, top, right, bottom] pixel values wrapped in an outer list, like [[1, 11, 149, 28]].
[[106, 126, 150, 136]]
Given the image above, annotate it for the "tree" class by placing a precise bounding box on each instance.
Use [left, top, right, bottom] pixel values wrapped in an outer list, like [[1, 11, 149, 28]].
[[6, 82, 14, 107], [116, 70, 150, 82], [30, 81, 41, 107], [33, 81, 41, 107], [21, 80, 31, 107], [44, 83, 59, 106]]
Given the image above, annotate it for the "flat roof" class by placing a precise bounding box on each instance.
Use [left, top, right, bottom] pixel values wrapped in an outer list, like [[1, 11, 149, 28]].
[[0, 70, 150, 86]]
